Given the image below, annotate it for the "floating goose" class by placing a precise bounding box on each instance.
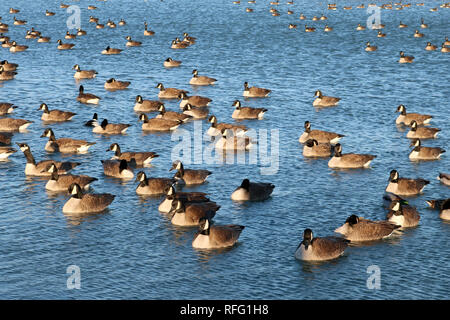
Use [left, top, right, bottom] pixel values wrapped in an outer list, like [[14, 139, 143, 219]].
[[84, 113, 98, 127], [182, 104, 209, 119], [134, 95, 163, 112], [0, 66, 17, 80], [63, 183, 115, 215], [73, 64, 97, 79], [101, 46, 122, 55], [125, 36, 141, 47], [356, 23, 366, 31], [159, 185, 210, 213], [135, 171, 175, 195], [156, 83, 188, 99], [335, 215, 400, 241], [43, 163, 97, 191], [56, 39, 74, 50], [399, 51, 414, 63], [38, 103, 76, 122], [0, 102, 17, 115], [409, 139, 445, 160], [377, 31, 386, 37], [171, 39, 189, 49], [0, 118, 32, 132], [144, 22, 155, 36], [192, 218, 245, 249], [156, 105, 191, 122], [0, 132, 12, 145], [37, 35, 51, 43], [189, 69, 217, 86], [169, 200, 219, 227], [231, 100, 267, 119], [365, 41, 377, 51], [295, 229, 350, 261], [179, 92, 211, 109], [215, 129, 254, 151], [328, 144, 376, 169], [231, 179, 274, 201], [77, 85, 100, 104], [163, 57, 181, 68], [93, 119, 131, 135], [101, 159, 134, 179], [313, 90, 341, 107], [243, 82, 271, 97], [0, 146, 16, 160], [107, 143, 158, 166], [302, 139, 332, 158], [406, 120, 440, 139], [207, 115, 248, 136], [299, 121, 344, 144], [395, 105, 432, 125], [170, 160, 212, 185], [0, 60, 18, 71], [386, 201, 420, 228], [139, 113, 181, 131], [41, 128, 95, 153], [104, 78, 130, 90], [64, 31, 76, 40], [386, 169, 429, 195]]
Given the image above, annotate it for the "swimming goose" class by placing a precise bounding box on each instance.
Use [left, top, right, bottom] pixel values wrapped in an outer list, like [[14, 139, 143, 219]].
[[170, 160, 212, 185], [13, 17, 27, 25], [139, 113, 181, 131], [395, 105, 432, 125], [406, 120, 440, 139], [16, 143, 80, 176], [43, 163, 97, 191], [438, 173, 450, 186], [57, 39, 74, 50], [398, 21, 408, 28], [231, 100, 267, 119], [125, 36, 141, 47], [107, 21, 116, 28], [41, 128, 95, 153], [96, 23, 105, 29], [63, 183, 115, 215], [144, 22, 155, 36], [0, 66, 17, 80], [1, 41, 13, 49], [305, 25, 316, 32], [179, 92, 211, 108], [328, 144, 376, 169], [289, 24, 297, 29], [409, 139, 445, 160], [399, 51, 414, 63], [93, 119, 131, 135], [25, 31, 38, 39], [313, 90, 341, 107], [182, 104, 209, 119], [190, 69, 217, 86], [104, 78, 130, 90], [134, 95, 163, 112], [413, 30, 424, 38], [171, 39, 189, 49], [87, 5, 97, 10], [73, 64, 97, 79], [10, 8, 20, 14], [365, 41, 377, 51], [356, 23, 366, 31], [386, 201, 420, 228], [246, 8, 254, 13], [135, 171, 176, 195], [84, 113, 98, 127], [243, 82, 271, 97], [441, 44, 450, 53], [335, 215, 400, 241], [118, 19, 126, 26], [386, 169, 430, 195], [77, 85, 101, 104], [324, 25, 333, 32], [0, 132, 12, 145], [299, 14, 306, 20], [37, 35, 51, 43], [0, 118, 33, 131], [215, 129, 254, 151], [377, 31, 386, 37], [101, 159, 134, 179], [169, 200, 219, 227], [101, 46, 122, 55], [10, 41, 28, 52], [38, 103, 76, 122], [302, 139, 332, 158], [231, 179, 274, 201], [89, 16, 99, 23], [438, 200, 450, 220], [64, 31, 76, 40], [163, 57, 181, 68], [299, 121, 344, 144], [0, 147, 16, 160], [0, 102, 17, 115], [0, 60, 18, 71], [156, 83, 188, 99], [156, 105, 191, 123], [295, 229, 350, 261], [107, 143, 158, 166], [60, 4, 70, 9], [192, 218, 245, 249], [158, 185, 210, 213], [46, 10, 55, 16], [182, 36, 196, 45], [207, 115, 248, 136]]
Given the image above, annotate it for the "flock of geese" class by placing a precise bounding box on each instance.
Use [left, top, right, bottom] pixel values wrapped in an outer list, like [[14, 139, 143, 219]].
[[0, 2, 449, 259]]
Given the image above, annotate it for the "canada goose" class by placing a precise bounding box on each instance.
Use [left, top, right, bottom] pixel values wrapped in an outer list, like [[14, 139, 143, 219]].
[[324, 25, 333, 32], [0, 102, 17, 115], [0, 34, 10, 42], [215, 129, 254, 151], [299, 121, 344, 144], [399, 51, 414, 63], [0, 60, 18, 71], [158, 185, 210, 213], [64, 31, 76, 40], [10, 41, 28, 52], [438, 173, 450, 186], [0, 118, 32, 132], [425, 41, 438, 51], [16, 143, 80, 176], [183, 33, 196, 44], [60, 4, 70, 9], [441, 43, 450, 53], [386, 169, 430, 195], [107, 143, 158, 166], [207, 115, 248, 136], [190, 69, 217, 86], [96, 23, 105, 29], [156, 83, 188, 99], [335, 215, 400, 241], [413, 30, 424, 38], [289, 24, 297, 29], [169, 200, 219, 227], [156, 105, 191, 123], [25, 31, 38, 39], [77, 85, 100, 105], [170, 161, 212, 185], [398, 21, 408, 28], [43, 163, 97, 191], [134, 95, 163, 112], [182, 104, 209, 119], [437, 200, 450, 220], [395, 105, 432, 125], [178, 92, 211, 108], [87, 5, 97, 10], [143, 22, 155, 36], [0, 132, 13, 145], [407, 120, 440, 139], [46, 10, 55, 16], [10, 8, 20, 14], [75, 28, 86, 36], [38, 103, 76, 122], [163, 57, 181, 68], [328, 4, 337, 10], [246, 8, 254, 13], [343, 6, 352, 9], [0, 66, 17, 80], [63, 183, 115, 215], [0, 147, 16, 160], [409, 139, 445, 160], [73, 64, 97, 79], [101, 46, 122, 55], [37, 35, 51, 43], [104, 78, 130, 90], [231, 179, 274, 201], [118, 19, 126, 26], [135, 171, 175, 195], [125, 36, 141, 47], [328, 144, 376, 169], [303, 139, 332, 158], [139, 113, 181, 131], [108, 21, 116, 28], [365, 41, 377, 51], [444, 37, 450, 46], [299, 14, 306, 20], [295, 229, 350, 261], [420, 18, 428, 29], [192, 218, 245, 249], [57, 39, 74, 50], [356, 23, 366, 31], [89, 16, 98, 23], [243, 82, 271, 98], [84, 113, 98, 127], [272, 11, 280, 16], [313, 90, 341, 107], [41, 128, 95, 153], [312, 16, 319, 21], [377, 31, 386, 37], [93, 119, 131, 135], [101, 159, 134, 179], [305, 25, 316, 32], [287, 10, 294, 15], [1, 40, 13, 49], [231, 100, 267, 120], [171, 39, 189, 49], [386, 201, 420, 228], [13, 17, 27, 25], [430, 8, 437, 12]]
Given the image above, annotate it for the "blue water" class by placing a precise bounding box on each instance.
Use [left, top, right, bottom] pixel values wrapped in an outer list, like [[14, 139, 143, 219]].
[[0, 0, 449, 299]]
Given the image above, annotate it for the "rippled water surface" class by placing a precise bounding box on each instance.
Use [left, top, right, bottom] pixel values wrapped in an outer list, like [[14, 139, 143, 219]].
[[0, 0, 449, 299]]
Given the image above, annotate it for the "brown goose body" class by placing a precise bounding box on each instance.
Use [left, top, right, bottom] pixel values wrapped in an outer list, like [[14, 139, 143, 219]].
[[207, 115, 248, 136], [170, 200, 220, 226], [44, 164, 97, 191], [0, 60, 18, 71], [158, 186, 210, 213], [101, 159, 134, 179], [189, 70, 217, 86], [302, 139, 332, 157], [328, 144, 376, 169], [0, 66, 17, 80], [73, 64, 97, 79], [139, 114, 181, 131], [93, 119, 131, 135], [39, 104, 76, 122], [335, 215, 400, 241], [395, 105, 432, 125], [156, 105, 191, 122], [101, 46, 122, 55], [0, 146, 16, 159], [192, 218, 245, 249], [386, 201, 420, 228], [0, 118, 33, 131], [156, 83, 188, 99], [295, 229, 350, 261], [313, 90, 341, 107], [438, 173, 450, 186], [182, 104, 209, 119], [57, 39, 74, 50], [231, 100, 267, 119], [41, 128, 95, 153], [243, 82, 271, 97], [163, 58, 181, 68], [231, 179, 275, 201], [135, 171, 176, 195], [386, 170, 429, 195], [299, 121, 344, 144], [77, 85, 101, 104], [170, 161, 212, 185], [108, 143, 158, 166], [134, 95, 163, 112], [0, 132, 13, 145], [104, 78, 130, 90], [179, 92, 211, 108], [409, 139, 445, 160], [0, 102, 17, 115], [406, 121, 440, 139], [63, 183, 115, 215]]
